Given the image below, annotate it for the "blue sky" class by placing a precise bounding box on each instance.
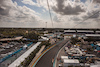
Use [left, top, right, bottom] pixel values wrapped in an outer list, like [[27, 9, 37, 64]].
[[0, 0, 100, 28]]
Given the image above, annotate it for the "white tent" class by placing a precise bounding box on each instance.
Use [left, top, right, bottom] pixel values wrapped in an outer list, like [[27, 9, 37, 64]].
[[8, 42, 41, 67]]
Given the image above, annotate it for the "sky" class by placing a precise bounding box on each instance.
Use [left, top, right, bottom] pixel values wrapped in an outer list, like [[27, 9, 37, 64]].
[[0, 0, 100, 28]]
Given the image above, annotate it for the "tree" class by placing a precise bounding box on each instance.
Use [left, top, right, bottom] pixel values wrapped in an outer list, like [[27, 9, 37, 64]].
[[25, 32, 39, 40], [70, 37, 78, 45]]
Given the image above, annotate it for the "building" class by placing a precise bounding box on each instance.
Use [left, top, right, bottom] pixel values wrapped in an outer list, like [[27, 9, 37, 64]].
[[61, 56, 68, 61], [96, 31, 100, 34], [77, 30, 94, 34], [85, 34, 100, 41], [64, 30, 76, 34], [63, 59, 80, 67]]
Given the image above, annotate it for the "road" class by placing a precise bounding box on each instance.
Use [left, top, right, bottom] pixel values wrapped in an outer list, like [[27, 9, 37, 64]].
[[56, 41, 70, 67], [35, 39, 69, 67]]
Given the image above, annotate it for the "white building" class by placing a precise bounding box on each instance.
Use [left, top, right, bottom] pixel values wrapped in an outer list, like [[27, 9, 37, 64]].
[[8, 42, 41, 67], [61, 56, 68, 61], [63, 59, 80, 67]]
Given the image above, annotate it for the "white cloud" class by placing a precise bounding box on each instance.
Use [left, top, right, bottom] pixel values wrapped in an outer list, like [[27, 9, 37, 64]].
[[42, 9, 46, 12], [0, 0, 45, 28], [22, 0, 40, 7], [0, 0, 100, 28], [36, 0, 100, 28]]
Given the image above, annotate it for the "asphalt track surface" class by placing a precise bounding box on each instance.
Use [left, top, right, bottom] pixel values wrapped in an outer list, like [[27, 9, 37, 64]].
[[35, 40, 69, 67]]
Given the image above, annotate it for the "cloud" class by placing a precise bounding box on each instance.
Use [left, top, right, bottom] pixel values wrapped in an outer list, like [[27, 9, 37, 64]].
[[52, 0, 85, 15], [74, 0, 80, 2], [71, 17, 81, 21], [0, 0, 100, 28], [82, 10, 100, 20], [88, 11, 100, 18], [0, 6, 9, 16], [93, 0, 100, 3], [42, 9, 46, 12], [0, 0, 11, 16], [0, 0, 44, 27], [53, 15, 63, 22], [22, 0, 40, 7]]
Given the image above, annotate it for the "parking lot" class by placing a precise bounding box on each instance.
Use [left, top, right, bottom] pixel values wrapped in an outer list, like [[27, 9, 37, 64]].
[[0, 41, 34, 67]]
